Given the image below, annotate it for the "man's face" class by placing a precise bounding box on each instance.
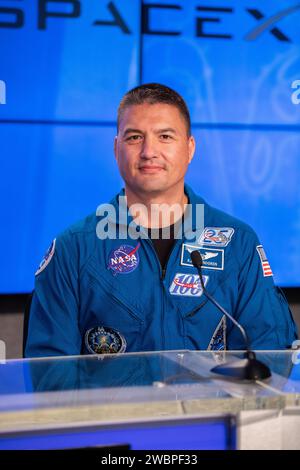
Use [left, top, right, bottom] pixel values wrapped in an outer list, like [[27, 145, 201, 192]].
[[114, 103, 195, 196]]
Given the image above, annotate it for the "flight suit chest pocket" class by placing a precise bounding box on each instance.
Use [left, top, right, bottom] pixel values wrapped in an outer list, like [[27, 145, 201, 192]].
[[80, 267, 144, 354]]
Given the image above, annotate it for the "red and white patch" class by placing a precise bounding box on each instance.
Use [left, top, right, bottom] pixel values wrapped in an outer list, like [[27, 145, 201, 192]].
[[256, 245, 273, 277], [169, 272, 209, 297]]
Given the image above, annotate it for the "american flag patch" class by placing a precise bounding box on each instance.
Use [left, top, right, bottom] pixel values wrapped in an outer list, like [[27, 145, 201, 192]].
[[256, 245, 273, 277]]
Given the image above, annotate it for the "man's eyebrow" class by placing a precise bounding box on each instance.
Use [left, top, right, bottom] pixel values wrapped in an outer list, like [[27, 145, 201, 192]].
[[122, 128, 143, 137], [122, 127, 178, 137], [156, 128, 177, 134]]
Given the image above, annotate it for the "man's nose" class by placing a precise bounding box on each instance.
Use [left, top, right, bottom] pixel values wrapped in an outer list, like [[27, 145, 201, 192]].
[[140, 136, 158, 159]]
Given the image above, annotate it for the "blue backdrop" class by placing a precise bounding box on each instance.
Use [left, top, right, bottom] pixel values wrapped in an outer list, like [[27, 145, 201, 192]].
[[0, 0, 300, 292]]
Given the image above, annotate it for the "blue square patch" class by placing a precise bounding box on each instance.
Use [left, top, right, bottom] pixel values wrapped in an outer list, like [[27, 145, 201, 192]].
[[181, 244, 224, 270]]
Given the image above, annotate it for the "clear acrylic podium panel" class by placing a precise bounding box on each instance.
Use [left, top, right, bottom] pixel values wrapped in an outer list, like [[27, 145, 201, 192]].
[[0, 350, 299, 449]]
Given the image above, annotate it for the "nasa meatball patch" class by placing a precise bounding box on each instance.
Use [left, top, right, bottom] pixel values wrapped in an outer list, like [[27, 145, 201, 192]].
[[107, 243, 140, 275], [35, 239, 56, 276]]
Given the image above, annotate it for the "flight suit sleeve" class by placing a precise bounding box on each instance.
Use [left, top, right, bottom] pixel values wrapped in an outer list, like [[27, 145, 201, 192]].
[[227, 229, 298, 350], [24, 232, 82, 357]]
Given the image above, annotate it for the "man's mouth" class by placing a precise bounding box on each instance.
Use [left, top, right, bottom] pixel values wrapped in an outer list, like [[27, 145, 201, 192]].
[[139, 165, 165, 173]]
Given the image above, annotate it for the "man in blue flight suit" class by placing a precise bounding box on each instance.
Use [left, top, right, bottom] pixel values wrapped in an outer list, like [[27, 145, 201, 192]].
[[25, 83, 297, 357]]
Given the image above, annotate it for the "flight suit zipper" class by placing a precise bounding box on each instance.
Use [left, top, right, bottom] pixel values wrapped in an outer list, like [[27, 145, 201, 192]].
[[144, 237, 182, 349], [143, 238, 165, 348]]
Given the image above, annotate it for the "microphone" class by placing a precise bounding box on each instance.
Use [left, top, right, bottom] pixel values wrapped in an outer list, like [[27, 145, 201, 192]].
[[191, 250, 271, 380]]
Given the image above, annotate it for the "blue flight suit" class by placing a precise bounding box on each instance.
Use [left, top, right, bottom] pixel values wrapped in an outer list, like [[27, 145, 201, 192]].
[[25, 185, 297, 357]]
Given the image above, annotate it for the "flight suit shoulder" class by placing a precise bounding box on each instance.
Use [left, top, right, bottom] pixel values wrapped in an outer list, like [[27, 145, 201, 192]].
[[57, 212, 99, 270], [206, 204, 256, 236], [68, 212, 99, 235]]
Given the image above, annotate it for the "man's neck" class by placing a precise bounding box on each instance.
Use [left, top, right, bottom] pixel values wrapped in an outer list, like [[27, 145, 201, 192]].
[[124, 185, 188, 228]]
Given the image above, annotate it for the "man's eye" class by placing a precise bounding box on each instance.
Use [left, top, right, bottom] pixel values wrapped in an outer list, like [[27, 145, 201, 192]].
[[126, 135, 142, 141], [160, 134, 172, 140]]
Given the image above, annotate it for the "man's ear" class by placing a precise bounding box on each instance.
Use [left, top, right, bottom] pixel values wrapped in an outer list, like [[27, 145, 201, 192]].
[[188, 135, 196, 163], [114, 136, 118, 162]]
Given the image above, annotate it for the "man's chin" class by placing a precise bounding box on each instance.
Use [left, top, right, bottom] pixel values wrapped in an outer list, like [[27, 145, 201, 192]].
[[135, 181, 168, 194]]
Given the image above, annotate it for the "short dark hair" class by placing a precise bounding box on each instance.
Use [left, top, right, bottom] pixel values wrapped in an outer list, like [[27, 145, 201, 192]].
[[117, 83, 191, 136]]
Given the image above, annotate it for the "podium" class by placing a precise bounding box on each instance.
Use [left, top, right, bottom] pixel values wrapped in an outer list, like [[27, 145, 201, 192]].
[[0, 350, 299, 450]]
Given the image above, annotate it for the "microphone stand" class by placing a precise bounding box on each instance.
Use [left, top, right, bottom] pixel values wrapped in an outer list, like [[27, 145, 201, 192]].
[[191, 251, 271, 381]]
